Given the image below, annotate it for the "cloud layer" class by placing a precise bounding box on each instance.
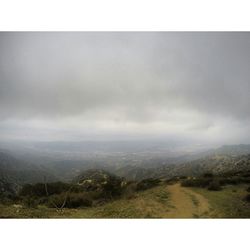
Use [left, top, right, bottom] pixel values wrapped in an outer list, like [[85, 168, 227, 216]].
[[0, 32, 250, 144]]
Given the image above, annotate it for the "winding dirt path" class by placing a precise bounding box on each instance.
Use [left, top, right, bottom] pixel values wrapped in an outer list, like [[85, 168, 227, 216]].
[[165, 183, 211, 218]]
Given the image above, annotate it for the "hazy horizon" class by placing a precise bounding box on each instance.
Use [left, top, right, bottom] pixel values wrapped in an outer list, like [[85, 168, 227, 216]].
[[1, 32, 250, 146]]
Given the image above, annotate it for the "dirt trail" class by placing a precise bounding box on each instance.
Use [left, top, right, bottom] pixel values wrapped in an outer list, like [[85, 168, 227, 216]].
[[165, 183, 210, 218]]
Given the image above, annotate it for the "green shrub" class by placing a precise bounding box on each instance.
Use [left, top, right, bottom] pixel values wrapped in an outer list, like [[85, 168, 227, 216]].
[[19, 182, 72, 197], [218, 176, 250, 185], [123, 182, 137, 199], [20, 183, 45, 197], [165, 177, 179, 185], [179, 176, 188, 180], [66, 193, 93, 208], [23, 196, 38, 208], [0, 195, 18, 205], [242, 172, 250, 177], [245, 194, 250, 202], [48, 192, 93, 208], [207, 180, 221, 191], [102, 176, 124, 198], [136, 178, 161, 191], [181, 177, 211, 188], [203, 172, 214, 178]]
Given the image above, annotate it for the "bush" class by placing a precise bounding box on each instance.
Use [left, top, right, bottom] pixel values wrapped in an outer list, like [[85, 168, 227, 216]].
[[23, 196, 38, 208], [136, 178, 161, 191], [102, 176, 124, 199], [223, 177, 243, 185], [203, 172, 214, 178], [179, 176, 188, 180], [123, 182, 137, 199], [181, 177, 211, 188], [165, 177, 179, 185], [20, 183, 46, 197], [246, 186, 250, 192], [48, 192, 93, 208], [242, 172, 250, 178], [245, 194, 250, 202], [207, 180, 222, 191], [19, 182, 72, 197], [66, 193, 93, 208], [0, 194, 19, 205]]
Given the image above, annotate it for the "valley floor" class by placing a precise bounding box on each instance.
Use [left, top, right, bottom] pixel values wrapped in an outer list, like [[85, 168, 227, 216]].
[[1, 183, 249, 218]]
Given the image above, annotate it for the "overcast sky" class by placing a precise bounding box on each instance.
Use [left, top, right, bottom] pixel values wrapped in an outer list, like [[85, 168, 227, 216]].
[[0, 32, 250, 145]]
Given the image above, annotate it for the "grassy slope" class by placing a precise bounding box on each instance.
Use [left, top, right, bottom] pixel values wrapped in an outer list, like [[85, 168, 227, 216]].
[[73, 186, 172, 218], [189, 184, 250, 218], [0, 183, 211, 218], [1, 183, 249, 218], [0, 185, 172, 218]]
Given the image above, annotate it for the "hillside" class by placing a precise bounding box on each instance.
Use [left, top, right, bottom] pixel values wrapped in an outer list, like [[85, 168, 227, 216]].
[[0, 144, 250, 218], [0, 151, 57, 196], [0, 183, 210, 218], [113, 153, 250, 181], [170, 154, 250, 177], [214, 144, 250, 156], [1, 180, 249, 218]]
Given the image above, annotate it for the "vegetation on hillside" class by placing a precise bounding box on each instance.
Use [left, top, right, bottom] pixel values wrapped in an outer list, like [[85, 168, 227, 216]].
[[181, 170, 250, 190], [0, 169, 164, 211], [1, 145, 250, 218]]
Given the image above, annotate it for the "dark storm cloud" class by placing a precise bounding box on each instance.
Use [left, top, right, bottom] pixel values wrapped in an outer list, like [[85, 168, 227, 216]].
[[0, 32, 250, 143]]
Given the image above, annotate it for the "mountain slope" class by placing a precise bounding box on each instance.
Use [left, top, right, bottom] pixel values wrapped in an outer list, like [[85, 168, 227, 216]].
[[214, 144, 250, 156], [113, 153, 250, 181], [0, 151, 56, 190]]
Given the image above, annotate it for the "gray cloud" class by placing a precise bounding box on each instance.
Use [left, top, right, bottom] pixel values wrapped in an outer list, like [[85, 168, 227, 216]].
[[0, 32, 250, 144]]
